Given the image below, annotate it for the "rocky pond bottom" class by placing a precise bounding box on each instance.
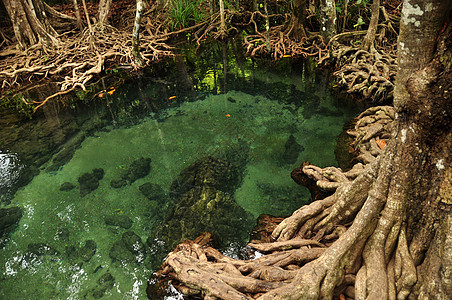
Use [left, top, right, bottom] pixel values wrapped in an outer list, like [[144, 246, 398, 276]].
[[0, 55, 361, 298]]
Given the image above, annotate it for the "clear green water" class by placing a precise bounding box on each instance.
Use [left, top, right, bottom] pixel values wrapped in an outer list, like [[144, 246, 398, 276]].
[[0, 41, 361, 299]]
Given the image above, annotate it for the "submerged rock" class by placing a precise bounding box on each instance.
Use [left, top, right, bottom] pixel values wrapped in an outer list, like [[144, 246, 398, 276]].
[[170, 156, 241, 197], [92, 272, 115, 299], [78, 168, 104, 197], [66, 239, 97, 262], [281, 134, 304, 165], [0, 206, 23, 248], [110, 157, 152, 187], [92, 168, 105, 180], [154, 186, 253, 250], [151, 156, 252, 251], [109, 231, 146, 264], [104, 215, 133, 229], [27, 243, 60, 256], [124, 157, 151, 183], [60, 182, 75, 191], [139, 182, 167, 201]]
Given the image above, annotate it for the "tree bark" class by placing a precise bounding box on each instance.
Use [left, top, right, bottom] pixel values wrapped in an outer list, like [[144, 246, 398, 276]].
[[319, 0, 337, 41], [72, 0, 82, 30], [362, 0, 380, 51], [132, 0, 144, 66], [219, 0, 226, 38], [289, 0, 307, 40], [97, 0, 112, 27], [2, 0, 58, 49], [155, 1, 452, 299]]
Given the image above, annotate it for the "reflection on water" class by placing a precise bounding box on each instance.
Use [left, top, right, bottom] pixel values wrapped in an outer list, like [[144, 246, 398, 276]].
[[0, 39, 362, 299]]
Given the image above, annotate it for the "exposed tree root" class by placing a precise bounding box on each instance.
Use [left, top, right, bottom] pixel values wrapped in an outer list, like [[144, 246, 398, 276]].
[[331, 47, 397, 103], [155, 106, 411, 299]]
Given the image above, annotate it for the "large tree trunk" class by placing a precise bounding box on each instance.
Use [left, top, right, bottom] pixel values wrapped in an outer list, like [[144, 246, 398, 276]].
[[362, 0, 380, 51], [72, 0, 82, 30], [319, 0, 337, 41], [2, 0, 58, 49], [155, 0, 451, 299], [288, 0, 307, 40], [97, 0, 112, 28], [131, 0, 144, 66], [267, 1, 451, 298], [219, 0, 226, 38]]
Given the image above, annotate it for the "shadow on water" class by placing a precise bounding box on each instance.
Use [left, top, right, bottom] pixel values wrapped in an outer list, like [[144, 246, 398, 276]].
[[0, 37, 365, 299]]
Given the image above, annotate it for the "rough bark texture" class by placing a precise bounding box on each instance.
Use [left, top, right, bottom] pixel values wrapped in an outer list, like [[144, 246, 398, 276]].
[[155, 1, 452, 299], [132, 0, 144, 66], [72, 0, 82, 30], [362, 0, 380, 51], [2, 0, 58, 49], [97, 0, 112, 27], [320, 0, 337, 40], [288, 0, 307, 40]]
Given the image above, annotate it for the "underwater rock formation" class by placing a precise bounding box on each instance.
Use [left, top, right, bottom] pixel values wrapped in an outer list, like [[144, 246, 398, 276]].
[[109, 231, 146, 264], [124, 157, 152, 183], [78, 168, 104, 197], [91, 272, 115, 299], [104, 215, 133, 229], [139, 182, 166, 201], [169, 156, 241, 196], [0, 206, 23, 248], [66, 239, 97, 262], [281, 134, 304, 165], [60, 182, 75, 191], [27, 243, 60, 256], [150, 156, 253, 251], [110, 157, 152, 188]]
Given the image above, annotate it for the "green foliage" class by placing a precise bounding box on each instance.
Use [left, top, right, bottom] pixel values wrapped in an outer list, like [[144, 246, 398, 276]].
[[0, 93, 35, 119], [354, 16, 365, 28], [170, 0, 206, 30], [335, 0, 372, 31]]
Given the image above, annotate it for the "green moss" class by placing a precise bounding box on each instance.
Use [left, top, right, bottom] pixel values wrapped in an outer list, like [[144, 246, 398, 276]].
[[0, 93, 35, 119]]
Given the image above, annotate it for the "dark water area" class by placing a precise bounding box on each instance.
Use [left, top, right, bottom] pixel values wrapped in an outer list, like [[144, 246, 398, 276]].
[[0, 40, 363, 299]]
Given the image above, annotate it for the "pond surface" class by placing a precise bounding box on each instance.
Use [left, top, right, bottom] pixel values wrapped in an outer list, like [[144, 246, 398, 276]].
[[0, 40, 362, 299]]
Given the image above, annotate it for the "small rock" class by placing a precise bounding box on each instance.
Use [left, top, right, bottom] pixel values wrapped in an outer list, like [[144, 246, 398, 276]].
[[110, 179, 127, 189], [27, 243, 59, 256], [0, 206, 23, 248], [92, 168, 105, 180], [60, 182, 75, 191], [109, 231, 146, 263], [104, 215, 133, 229], [78, 240, 97, 262], [78, 168, 104, 197], [281, 134, 304, 164], [66, 239, 96, 262], [125, 158, 151, 183], [139, 183, 166, 201], [92, 272, 115, 299]]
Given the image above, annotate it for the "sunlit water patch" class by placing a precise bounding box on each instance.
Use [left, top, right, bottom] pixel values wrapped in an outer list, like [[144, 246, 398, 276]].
[[0, 41, 362, 299]]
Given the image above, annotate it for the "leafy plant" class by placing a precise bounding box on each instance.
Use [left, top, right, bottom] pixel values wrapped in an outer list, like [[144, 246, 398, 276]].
[[354, 16, 365, 28], [0, 93, 35, 119], [170, 0, 206, 30]]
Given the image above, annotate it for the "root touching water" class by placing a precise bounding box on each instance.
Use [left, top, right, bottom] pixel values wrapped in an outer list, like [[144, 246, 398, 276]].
[[155, 106, 422, 299]]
